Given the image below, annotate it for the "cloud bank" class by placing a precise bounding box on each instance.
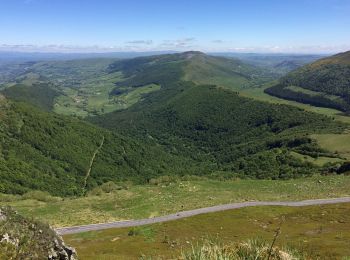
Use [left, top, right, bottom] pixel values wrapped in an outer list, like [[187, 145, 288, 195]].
[[1, 42, 349, 54]]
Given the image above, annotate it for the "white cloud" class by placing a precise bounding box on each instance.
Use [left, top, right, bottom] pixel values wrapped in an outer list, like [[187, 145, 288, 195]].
[[0, 42, 349, 54], [125, 40, 153, 45], [159, 38, 197, 49], [212, 40, 224, 44]]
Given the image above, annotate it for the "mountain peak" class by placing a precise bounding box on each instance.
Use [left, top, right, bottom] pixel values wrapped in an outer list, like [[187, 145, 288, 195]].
[[180, 51, 205, 59], [182, 51, 205, 55]]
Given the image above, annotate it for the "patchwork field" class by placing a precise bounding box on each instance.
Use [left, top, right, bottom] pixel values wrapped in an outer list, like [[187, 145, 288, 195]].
[[64, 203, 350, 259]]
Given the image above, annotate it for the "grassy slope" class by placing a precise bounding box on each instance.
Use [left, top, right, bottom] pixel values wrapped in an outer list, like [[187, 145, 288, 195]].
[[64, 202, 350, 259], [182, 53, 274, 90], [312, 132, 350, 160], [2, 175, 350, 228]]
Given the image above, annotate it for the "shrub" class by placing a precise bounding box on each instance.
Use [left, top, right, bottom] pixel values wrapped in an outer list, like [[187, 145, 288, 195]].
[[149, 175, 179, 186], [87, 181, 128, 196], [181, 238, 304, 260], [21, 191, 61, 202]]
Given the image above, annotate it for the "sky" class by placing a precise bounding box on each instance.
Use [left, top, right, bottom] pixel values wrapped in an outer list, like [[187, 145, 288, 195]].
[[0, 0, 350, 53]]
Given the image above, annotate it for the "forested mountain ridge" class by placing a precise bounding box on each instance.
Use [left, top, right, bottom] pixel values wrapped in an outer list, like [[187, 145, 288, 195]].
[[0, 95, 196, 196], [92, 52, 347, 180], [0, 52, 349, 197], [0, 52, 273, 117], [265, 51, 350, 113], [109, 51, 274, 93]]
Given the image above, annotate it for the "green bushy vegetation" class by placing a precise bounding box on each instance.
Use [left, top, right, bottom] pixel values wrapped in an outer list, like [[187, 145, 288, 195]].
[[0, 96, 196, 196], [2, 82, 60, 110], [1, 52, 349, 197], [108, 51, 275, 94], [265, 51, 350, 113], [179, 238, 303, 260], [93, 81, 346, 180]]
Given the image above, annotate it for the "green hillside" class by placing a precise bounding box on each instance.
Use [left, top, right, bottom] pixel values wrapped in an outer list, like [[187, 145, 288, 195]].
[[265, 51, 350, 113], [0, 52, 287, 117], [1, 52, 349, 197], [2, 82, 60, 110], [109, 51, 274, 92], [92, 70, 346, 180], [0, 95, 195, 196], [0, 58, 126, 117]]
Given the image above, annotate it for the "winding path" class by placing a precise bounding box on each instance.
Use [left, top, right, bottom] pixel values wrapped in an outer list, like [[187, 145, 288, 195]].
[[56, 197, 350, 235], [82, 136, 105, 191]]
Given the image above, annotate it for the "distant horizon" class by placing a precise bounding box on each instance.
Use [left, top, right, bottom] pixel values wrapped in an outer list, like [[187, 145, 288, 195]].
[[0, 48, 341, 56], [1, 0, 350, 54]]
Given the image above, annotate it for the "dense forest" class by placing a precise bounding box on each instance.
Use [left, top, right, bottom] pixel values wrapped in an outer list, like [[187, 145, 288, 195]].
[[265, 51, 350, 113], [0, 52, 349, 197], [2, 83, 60, 110], [0, 95, 196, 196], [92, 53, 346, 181]]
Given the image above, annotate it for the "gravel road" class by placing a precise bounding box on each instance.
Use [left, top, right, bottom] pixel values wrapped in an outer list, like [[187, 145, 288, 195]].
[[56, 197, 350, 235]]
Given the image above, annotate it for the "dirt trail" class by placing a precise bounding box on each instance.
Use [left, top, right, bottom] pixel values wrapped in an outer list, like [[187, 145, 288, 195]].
[[82, 136, 105, 191]]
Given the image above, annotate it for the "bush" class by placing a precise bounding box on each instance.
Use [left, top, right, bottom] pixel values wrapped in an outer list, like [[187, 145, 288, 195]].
[[180, 238, 304, 260], [100, 181, 118, 193], [21, 191, 60, 202], [149, 175, 179, 186], [0, 194, 21, 203], [87, 181, 128, 196]]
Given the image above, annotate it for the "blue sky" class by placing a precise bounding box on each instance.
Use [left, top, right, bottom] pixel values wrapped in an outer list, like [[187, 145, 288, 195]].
[[1, 0, 350, 53]]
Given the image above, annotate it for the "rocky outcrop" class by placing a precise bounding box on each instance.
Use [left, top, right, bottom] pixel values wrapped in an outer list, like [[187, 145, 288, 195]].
[[48, 236, 77, 260], [0, 207, 77, 259]]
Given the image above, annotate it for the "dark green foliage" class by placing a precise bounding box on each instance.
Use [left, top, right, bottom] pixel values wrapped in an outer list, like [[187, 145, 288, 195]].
[[265, 83, 350, 112], [265, 51, 350, 112], [0, 97, 194, 196], [92, 81, 345, 180], [337, 162, 350, 174], [1, 52, 348, 196], [280, 64, 350, 98], [2, 83, 60, 110], [109, 51, 274, 95], [109, 52, 187, 92]]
